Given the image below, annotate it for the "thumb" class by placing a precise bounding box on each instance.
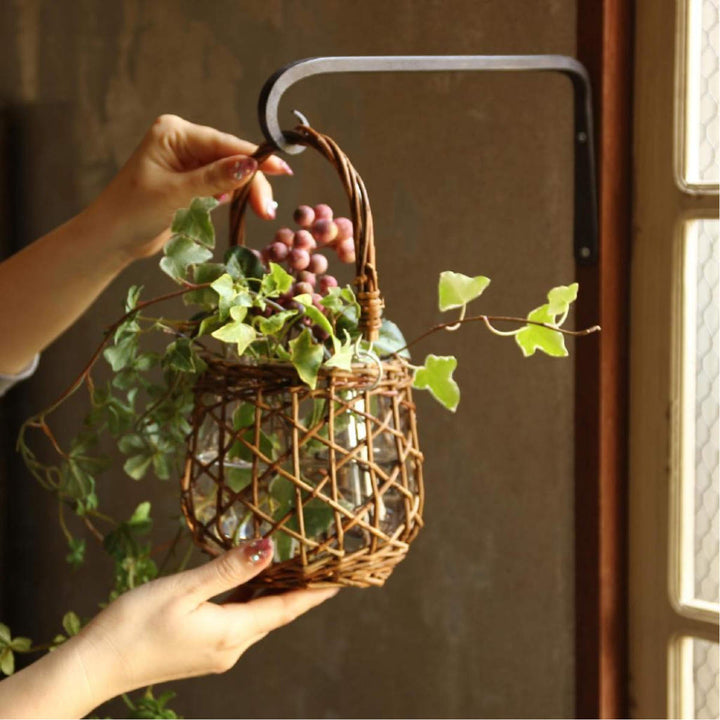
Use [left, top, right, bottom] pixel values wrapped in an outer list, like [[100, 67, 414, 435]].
[[182, 537, 273, 601], [183, 154, 258, 197]]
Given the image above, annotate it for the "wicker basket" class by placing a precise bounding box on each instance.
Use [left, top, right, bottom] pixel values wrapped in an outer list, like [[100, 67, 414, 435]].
[[180, 126, 424, 588]]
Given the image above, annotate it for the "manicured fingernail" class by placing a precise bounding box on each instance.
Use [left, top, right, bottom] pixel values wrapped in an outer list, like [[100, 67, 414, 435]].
[[278, 159, 294, 175], [245, 537, 273, 563], [217, 193, 230, 203], [231, 157, 257, 181], [265, 199, 278, 219]]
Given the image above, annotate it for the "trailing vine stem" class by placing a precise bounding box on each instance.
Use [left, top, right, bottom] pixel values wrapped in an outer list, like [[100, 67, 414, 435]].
[[397, 313, 601, 355]]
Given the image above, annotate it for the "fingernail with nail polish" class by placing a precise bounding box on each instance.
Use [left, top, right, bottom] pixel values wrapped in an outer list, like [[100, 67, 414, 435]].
[[279, 159, 294, 175], [231, 158, 257, 180], [245, 537, 273, 563], [266, 200, 278, 219]]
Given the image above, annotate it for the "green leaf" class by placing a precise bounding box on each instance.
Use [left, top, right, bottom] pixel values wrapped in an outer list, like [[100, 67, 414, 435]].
[[184, 262, 226, 306], [0, 648, 14, 675], [260, 262, 294, 296], [412, 354, 460, 412], [160, 235, 213, 282], [118, 434, 147, 456], [224, 246, 265, 280], [9, 636, 30, 652], [0, 623, 10, 644], [62, 612, 81, 637], [211, 320, 256, 355], [233, 404, 255, 429], [125, 285, 142, 312], [226, 466, 252, 493], [514, 304, 568, 357], [256, 309, 298, 336], [289, 328, 324, 389], [103, 335, 136, 372], [124, 454, 153, 480], [170, 196, 218, 247], [128, 501, 152, 531], [438, 271, 491, 311], [546, 283, 579, 317], [373, 318, 410, 359], [65, 538, 86, 568], [152, 452, 173, 480], [164, 338, 201, 373], [325, 335, 354, 370]]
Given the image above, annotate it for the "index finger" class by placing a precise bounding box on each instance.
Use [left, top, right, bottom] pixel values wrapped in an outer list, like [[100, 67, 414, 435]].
[[176, 119, 292, 175]]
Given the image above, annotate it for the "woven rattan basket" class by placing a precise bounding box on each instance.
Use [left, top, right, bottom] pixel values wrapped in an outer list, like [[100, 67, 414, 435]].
[[180, 126, 424, 588]]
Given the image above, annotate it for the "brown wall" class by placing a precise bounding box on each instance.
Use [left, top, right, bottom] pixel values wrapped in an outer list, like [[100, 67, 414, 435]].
[[0, 1, 578, 717]]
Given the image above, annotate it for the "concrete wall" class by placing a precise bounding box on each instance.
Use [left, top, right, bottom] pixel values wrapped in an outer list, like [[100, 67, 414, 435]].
[[0, 1, 577, 717]]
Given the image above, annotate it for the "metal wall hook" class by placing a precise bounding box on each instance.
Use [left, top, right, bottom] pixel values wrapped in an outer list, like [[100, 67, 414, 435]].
[[257, 54, 597, 265]]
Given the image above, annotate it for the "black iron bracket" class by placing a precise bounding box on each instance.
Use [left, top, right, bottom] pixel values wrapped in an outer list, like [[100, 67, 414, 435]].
[[257, 55, 597, 265]]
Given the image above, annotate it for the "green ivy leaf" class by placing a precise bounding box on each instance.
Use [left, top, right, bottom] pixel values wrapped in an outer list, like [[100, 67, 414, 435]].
[[164, 338, 200, 373], [61, 611, 81, 637], [124, 454, 153, 480], [289, 328, 324, 389], [128, 501, 152, 533], [0, 623, 10, 644], [438, 271, 491, 311], [9, 637, 30, 652], [1, 647, 14, 675], [224, 246, 266, 280], [260, 262, 294, 296], [184, 262, 226, 307], [211, 319, 256, 355], [546, 283, 579, 316], [325, 335, 354, 370], [514, 304, 568, 357], [232, 404, 255, 430], [412, 354, 460, 412], [226, 467, 252, 493], [373, 318, 410, 359], [65, 538, 86, 568], [256, 309, 298, 336], [170, 196, 218, 247], [104, 335, 136, 372], [160, 235, 213, 282]]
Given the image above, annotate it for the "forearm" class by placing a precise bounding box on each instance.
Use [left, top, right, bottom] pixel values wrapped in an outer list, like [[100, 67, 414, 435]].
[[0, 633, 118, 719], [0, 204, 131, 374]]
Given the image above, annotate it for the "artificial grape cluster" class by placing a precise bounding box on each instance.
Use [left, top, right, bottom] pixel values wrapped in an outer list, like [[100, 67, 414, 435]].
[[258, 203, 355, 302]]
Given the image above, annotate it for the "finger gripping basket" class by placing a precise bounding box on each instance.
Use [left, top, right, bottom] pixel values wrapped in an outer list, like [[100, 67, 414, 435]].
[[180, 126, 425, 589]]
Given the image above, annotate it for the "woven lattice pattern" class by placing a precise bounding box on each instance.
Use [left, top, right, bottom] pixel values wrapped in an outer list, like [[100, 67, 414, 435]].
[[181, 358, 424, 588]]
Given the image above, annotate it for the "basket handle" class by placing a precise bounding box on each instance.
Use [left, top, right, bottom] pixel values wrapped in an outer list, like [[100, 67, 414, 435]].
[[228, 125, 383, 342]]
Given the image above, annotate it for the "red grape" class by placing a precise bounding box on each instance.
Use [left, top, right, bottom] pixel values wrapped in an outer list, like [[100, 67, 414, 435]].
[[313, 203, 333, 220], [298, 270, 317, 288], [294, 281, 315, 296], [268, 241, 289, 262], [274, 227, 295, 247], [312, 325, 330, 342], [335, 238, 355, 263], [308, 253, 329, 275], [319, 275, 338, 295], [293, 230, 317, 251], [288, 248, 310, 271], [293, 205, 315, 228], [334, 217, 353, 241], [311, 219, 338, 246]]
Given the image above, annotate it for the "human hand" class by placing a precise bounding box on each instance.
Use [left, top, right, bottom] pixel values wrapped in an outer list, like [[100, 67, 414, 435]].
[[88, 114, 292, 262], [74, 538, 337, 707]]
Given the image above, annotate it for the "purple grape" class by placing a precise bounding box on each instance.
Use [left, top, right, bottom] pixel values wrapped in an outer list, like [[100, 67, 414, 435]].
[[298, 270, 317, 288], [334, 217, 353, 241], [335, 238, 355, 264], [288, 248, 310, 271], [307, 253, 329, 275], [274, 227, 295, 247], [293, 230, 317, 251], [311, 218, 338, 247], [268, 241, 289, 262], [318, 275, 338, 295], [313, 203, 333, 220], [293, 205, 315, 228]]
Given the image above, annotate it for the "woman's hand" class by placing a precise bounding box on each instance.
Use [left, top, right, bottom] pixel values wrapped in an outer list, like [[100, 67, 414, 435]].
[[89, 114, 293, 261], [0, 538, 338, 718]]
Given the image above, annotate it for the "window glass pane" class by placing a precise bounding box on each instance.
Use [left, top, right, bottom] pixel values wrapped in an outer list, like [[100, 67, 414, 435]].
[[683, 0, 719, 186], [693, 638, 719, 719], [682, 219, 719, 606]]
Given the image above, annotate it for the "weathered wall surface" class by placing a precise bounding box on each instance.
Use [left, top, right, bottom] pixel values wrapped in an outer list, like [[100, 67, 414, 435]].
[[0, 1, 577, 717]]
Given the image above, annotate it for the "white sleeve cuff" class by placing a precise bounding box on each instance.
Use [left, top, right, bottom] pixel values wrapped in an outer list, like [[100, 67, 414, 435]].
[[0, 353, 40, 397]]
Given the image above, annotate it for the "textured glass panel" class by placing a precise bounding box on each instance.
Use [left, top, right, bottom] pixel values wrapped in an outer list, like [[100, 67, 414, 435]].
[[688, 220, 720, 604], [684, 0, 719, 186], [693, 638, 719, 719]]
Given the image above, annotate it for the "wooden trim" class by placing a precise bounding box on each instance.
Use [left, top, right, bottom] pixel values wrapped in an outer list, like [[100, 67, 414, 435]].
[[575, 0, 633, 717]]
